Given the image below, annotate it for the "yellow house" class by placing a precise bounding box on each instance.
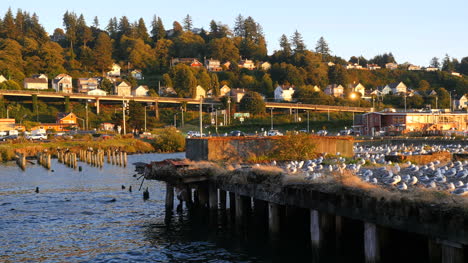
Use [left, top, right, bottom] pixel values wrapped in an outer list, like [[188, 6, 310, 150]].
[[194, 85, 206, 99]]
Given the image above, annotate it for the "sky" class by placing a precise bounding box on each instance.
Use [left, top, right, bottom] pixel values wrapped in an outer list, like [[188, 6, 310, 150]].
[[2, 0, 467, 66]]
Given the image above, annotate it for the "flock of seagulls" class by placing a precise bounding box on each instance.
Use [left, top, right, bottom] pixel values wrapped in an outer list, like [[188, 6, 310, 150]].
[[263, 143, 468, 196]]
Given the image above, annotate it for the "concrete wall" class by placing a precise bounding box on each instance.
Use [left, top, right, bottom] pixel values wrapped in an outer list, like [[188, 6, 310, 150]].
[[186, 136, 354, 162]]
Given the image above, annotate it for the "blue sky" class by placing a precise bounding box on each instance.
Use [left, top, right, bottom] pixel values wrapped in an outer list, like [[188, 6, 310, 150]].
[[2, 0, 467, 66]]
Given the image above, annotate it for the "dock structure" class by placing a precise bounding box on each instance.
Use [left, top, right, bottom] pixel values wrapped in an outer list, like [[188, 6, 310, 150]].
[[145, 160, 467, 263]]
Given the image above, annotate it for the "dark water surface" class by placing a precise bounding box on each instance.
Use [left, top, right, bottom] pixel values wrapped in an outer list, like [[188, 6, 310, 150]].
[[0, 153, 284, 263]]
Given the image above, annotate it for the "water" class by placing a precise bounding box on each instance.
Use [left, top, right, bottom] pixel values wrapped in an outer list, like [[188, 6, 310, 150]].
[[0, 153, 277, 263]]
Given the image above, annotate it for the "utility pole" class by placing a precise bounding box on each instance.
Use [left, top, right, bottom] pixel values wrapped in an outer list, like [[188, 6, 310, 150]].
[[123, 100, 126, 134], [144, 106, 147, 131], [404, 94, 407, 112], [181, 106, 185, 127], [307, 110, 310, 133], [270, 108, 274, 130], [199, 97, 203, 136], [85, 102, 88, 130], [227, 97, 231, 125]]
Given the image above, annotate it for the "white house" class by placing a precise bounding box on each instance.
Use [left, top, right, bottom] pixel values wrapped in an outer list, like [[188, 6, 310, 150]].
[[349, 83, 366, 97], [260, 62, 271, 71], [52, 74, 73, 93], [77, 78, 99, 93], [219, 85, 231, 97], [324, 84, 344, 97], [130, 69, 143, 80], [114, 81, 131, 96], [454, 95, 468, 110], [132, 85, 149, 97], [107, 63, 121, 77], [230, 88, 246, 103], [238, 59, 255, 70], [386, 82, 407, 95], [408, 65, 421, 71], [385, 63, 398, 70], [205, 59, 222, 72], [24, 75, 48, 90], [425, 67, 439, 72], [274, 85, 295, 101], [87, 89, 107, 96], [0, 75, 7, 83]]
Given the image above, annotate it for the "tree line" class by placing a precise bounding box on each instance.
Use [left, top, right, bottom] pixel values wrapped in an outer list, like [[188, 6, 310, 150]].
[[0, 9, 466, 100]]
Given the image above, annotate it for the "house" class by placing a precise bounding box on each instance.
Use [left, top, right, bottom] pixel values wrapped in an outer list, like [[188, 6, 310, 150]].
[[425, 67, 439, 72], [367, 64, 381, 70], [205, 59, 222, 72], [132, 85, 149, 97], [386, 82, 407, 95], [346, 63, 363, 70], [52, 74, 73, 93], [408, 65, 421, 71], [114, 81, 132, 96], [219, 85, 231, 97], [230, 88, 246, 103], [324, 84, 344, 97], [427, 90, 438, 97], [193, 85, 206, 99], [238, 59, 255, 70], [0, 75, 7, 83], [24, 75, 48, 90], [451, 72, 461, 77], [223, 61, 231, 69], [130, 69, 143, 80], [57, 112, 77, 125], [385, 63, 398, 70], [100, 122, 115, 131], [349, 83, 366, 97], [354, 111, 468, 136], [274, 85, 295, 101], [87, 89, 107, 96], [159, 86, 177, 96], [327, 62, 336, 67], [311, 85, 321, 92], [30, 112, 78, 132], [0, 118, 15, 131], [171, 58, 203, 68], [260, 62, 271, 71], [107, 63, 121, 77], [77, 78, 99, 93], [454, 95, 468, 110]]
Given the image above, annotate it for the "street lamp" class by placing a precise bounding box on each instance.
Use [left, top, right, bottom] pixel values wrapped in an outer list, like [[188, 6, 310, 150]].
[[199, 96, 203, 137], [144, 106, 147, 132]]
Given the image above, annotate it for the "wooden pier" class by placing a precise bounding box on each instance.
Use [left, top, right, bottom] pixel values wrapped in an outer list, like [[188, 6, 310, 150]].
[[145, 161, 467, 263]]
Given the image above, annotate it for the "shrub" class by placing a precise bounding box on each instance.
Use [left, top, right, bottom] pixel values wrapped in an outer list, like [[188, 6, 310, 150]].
[[270, 132, 317, 160], [152, 127, 186, 152]]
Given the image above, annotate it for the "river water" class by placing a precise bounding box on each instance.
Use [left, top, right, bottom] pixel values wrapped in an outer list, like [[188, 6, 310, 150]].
[[1, 153, 311, 263]]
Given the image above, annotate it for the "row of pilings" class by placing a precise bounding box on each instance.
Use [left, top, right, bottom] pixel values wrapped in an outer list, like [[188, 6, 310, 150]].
[[15, 148, 128, 170], [162, 182, 466, 263]]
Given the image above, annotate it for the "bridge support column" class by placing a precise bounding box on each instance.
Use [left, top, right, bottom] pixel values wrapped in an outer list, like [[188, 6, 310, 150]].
[[219, 190, 227, 210], [364, 222, 381, 263], [198, 185, 208, 208], [95, 98, 100, 114], [268, 202, 280, 238], [154, 101, 159, 120], [165, 183, 174, 211], [235, 194, 244, 226], [208, 184, 218, 210]]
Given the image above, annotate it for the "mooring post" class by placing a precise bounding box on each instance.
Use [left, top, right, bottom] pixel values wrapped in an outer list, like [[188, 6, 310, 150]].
[[310, 209, 322, 249], [268, 202, 280, 239], [235, 194, 245, 226], [165, 183, 174, 211], [208, 184, 218, 210], [219, 190, 227, 210], [198, 186, 209, 208], [439, 240, 464, 263], [364, 222, 381, 263]]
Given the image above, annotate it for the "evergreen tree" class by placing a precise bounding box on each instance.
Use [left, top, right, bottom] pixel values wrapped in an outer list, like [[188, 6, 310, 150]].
[[93, 32, 113, 75], [172, 21, 183, 37], [429, 57, 440, 68], [233, 14, 245, 37], [183, 14, 193, 31], [2, 8, 17, 39], [93, 16, 99, 28], [151, 16, 166, 41], [136, 18, 150, 42], [442, 54, 455, 72], [106, 17, 118, 39], [315, 36, 330, 58], [291, 30, 306, 53], [279, 34, 292, 57], [118, 16, 133, 38], [239, 91, 265, 115]]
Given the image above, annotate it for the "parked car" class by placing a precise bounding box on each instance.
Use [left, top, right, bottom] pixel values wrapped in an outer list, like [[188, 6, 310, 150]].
[[317, 130, 328, 136], [187, 131, 205, 137], [26, 133, 47, 140], [267, 129, 283, 136], [229, 130, 245, 136]]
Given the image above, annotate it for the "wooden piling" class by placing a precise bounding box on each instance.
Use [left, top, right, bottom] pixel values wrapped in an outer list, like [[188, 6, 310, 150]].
[[364, 222, 381, 263], [165, 183, 174, 211], [269, 202, 280, 238], [208, 185, 218, 210]]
